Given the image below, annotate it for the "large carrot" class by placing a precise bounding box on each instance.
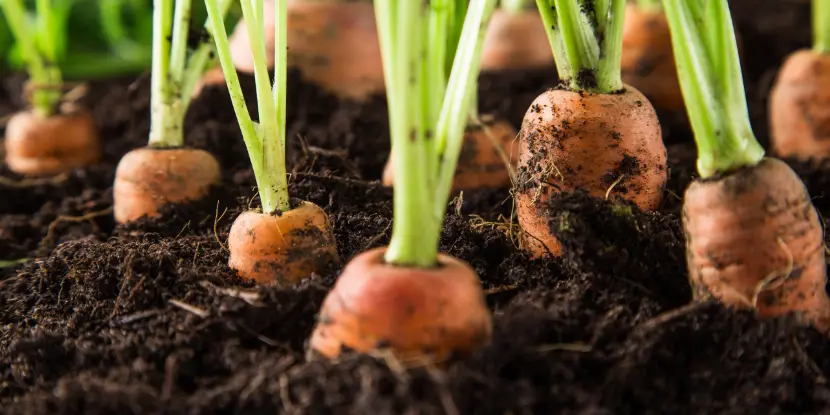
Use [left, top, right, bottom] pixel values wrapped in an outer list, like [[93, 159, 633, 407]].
[[665, 0, 829, 331], [206, 0, 338, 285], [769, 0, 830, 162], [309, 0, 496, 364], [200, 0, 385, 101], [514, 0, 667, 258], [1, 0, 100, 176], [480, 0, 553, 71], [620, 1, 683, 112], [113, 0, 230, 223]]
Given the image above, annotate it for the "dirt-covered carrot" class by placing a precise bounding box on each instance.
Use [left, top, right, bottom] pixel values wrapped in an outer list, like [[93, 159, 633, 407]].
[[481, 0, 553, 71], [309, 0, 496, 364], [1, 0, 100, 176], [665, 0, 830, 331], [620, 0, 684, 112], [206, 0, 338, 285], [769, 0, 830, 161], [113, 0, 229, 223], [382, 1, 517, 191], [514, 0, 667, 258], [200, 0, 385, 101]]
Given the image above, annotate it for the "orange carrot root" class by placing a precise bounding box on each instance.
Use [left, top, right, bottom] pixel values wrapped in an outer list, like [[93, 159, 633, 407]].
[[382, 118, 518, 191], [683, 158, 830, 332], [4, 108, 100, 176], [621, 4, 683, 112], [515, 85, 667, 258], [228, 201, 339, 285], [308, 247, 492, 364], [481, 8, 554, 72], [113, 147, 221, 223], [769, 49, 830, 161]]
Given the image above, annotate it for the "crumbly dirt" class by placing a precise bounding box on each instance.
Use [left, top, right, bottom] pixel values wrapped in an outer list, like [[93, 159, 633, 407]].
[[2, 2, 830, 414]]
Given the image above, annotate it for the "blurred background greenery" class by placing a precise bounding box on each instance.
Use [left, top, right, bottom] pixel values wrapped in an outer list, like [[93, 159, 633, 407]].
[[0, 0, 241, 79]]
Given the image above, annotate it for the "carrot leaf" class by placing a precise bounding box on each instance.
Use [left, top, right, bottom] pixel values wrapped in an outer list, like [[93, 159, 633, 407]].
[[535, 0, 625, 93], [815, 0, 830, 53], [205, 0, 290, 214], [662, 0, 764, 178]]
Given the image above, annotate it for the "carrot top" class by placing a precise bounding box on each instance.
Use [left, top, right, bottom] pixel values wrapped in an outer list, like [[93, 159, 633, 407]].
[[500, 0, 534, 13], [635, 0, 661, 11], [378, 0, 497, 268], [205, 0, 290, 214], [535, 0, 626, 93], [148, 0, 231, 148], [815, 0, 830, 53], [663, 0, 764, 179]]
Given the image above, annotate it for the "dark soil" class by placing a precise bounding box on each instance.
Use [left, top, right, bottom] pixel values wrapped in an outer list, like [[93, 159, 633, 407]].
[[2, 1, 830, 414]]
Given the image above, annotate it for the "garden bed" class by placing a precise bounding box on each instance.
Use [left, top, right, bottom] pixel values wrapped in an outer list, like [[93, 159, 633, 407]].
[[3, 1, 830, 413]]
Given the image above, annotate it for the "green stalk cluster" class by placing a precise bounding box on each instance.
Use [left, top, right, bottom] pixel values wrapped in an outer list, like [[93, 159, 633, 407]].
[[815, 0, 830, 54], [535, 0, 626, 93], [148, 0, 231, 148], [0, 0, 68, 117], [662, 0, 764, 178], [378, 0, 497, 268], [205, 0, 290, 214]]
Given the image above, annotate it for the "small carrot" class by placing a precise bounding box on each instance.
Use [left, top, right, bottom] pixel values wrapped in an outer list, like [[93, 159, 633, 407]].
[[665, 0, 830, 331], [0, 0, 101, 176], [515, 0, 668, 258], [309, 0, 496, 363], [206, 0, 338, 284], [768, 0, 830, 162], [620, 1, 684, 112], [113, 0, 229, 223], [200, 0, 385, 101], [480, 0, 554, 71]]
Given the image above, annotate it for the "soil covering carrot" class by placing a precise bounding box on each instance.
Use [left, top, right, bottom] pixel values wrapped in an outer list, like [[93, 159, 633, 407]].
[[206, 0, 338, 285], [769, 0, 830, 161], [1, 0, 101, 176], [621, 0, 684, 112], [481, 0, 553, 71], [200, 0, 384, 101], [309, 0, 497, 364], [514, 0, 667, 258], [113, 0, 229, 223], [664, 0, 830, 331]]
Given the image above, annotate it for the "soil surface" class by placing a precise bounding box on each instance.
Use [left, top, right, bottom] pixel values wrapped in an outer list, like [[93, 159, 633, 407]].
[[2, 1, 830, 414]]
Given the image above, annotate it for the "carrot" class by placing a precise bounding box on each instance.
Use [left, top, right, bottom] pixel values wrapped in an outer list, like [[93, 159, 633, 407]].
[[5, 107, 101, 176], [382, 118, 518, 190], [769, 1, 830, 161], [113, 0, 227, 223], [665, 0, 830, 331], [199, 0, 385, 101], [621, 1, 684, 112], [308, 247, 491, 361], [206, 0, 338, 283], [0, 0, 101, 176], [309, 0, 497, 363], [480, 1, 554, 71], [515, 0, 668, 258]]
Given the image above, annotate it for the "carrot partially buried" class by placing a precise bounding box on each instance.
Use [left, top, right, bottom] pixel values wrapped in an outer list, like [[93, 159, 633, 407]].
[[113, 0, 227, 223], [665, 0, 830, 330], [480, 0, 553, 71], [200, 0, 385, 101], [309, 0, 497, 363], [515, 0, 667, 258], [768, 0, 830, 161], [0, 0, 100, 176], [206, 0, 338, 284]]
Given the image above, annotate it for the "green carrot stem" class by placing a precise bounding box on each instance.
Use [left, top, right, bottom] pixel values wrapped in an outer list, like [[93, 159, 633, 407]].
[[500, 0, 533, 13], [205, 0, 289, 214], [535, 0, 625, 93], [815, 0, 830, 54], [147, 0, 176, 147], [662, 0, 764, 178], [0, 0, 63, 116]]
